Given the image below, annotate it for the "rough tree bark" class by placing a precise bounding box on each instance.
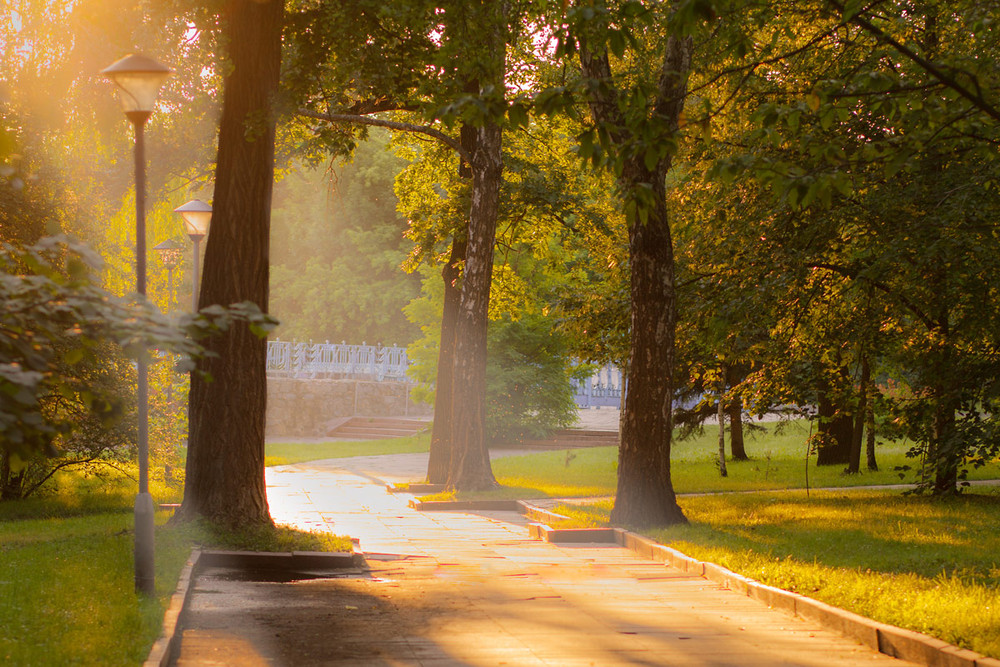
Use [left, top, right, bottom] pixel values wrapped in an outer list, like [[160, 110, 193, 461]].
[[579, 34, 692, 527], [446, 117, 502, 491], [178, 0, 283, 527], [426, 235, 466, 484], [444, 3, 505, 491]]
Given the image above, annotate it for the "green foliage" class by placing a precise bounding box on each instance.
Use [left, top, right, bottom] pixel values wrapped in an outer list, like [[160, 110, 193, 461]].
[[0, 236, 277, 491], [270, 133, 420, 345], [486, 314, 580, 443]]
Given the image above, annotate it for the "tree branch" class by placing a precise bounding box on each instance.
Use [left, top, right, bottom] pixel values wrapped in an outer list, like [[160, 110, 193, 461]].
[[297, 109, 471, 164], [808, 261, 937, 331], [829, 0, 1000, 123]]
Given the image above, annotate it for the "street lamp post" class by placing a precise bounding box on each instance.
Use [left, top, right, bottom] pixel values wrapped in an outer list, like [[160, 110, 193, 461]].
[[173, 200, 212, 311], [103, 53, 171, 595]]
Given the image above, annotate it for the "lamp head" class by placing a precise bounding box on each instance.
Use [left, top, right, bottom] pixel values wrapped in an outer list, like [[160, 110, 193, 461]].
[[174, 199, 212, 240], [102, 54, 172, 117]]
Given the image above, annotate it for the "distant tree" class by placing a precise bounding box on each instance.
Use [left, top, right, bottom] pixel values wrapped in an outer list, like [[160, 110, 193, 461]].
[[270, 131, 421, 346]]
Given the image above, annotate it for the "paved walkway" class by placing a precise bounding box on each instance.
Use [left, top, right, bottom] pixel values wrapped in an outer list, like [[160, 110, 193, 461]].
[[171, 451, 918, 667]]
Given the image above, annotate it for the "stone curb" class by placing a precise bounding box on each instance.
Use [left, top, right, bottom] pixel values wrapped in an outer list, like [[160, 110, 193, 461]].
[[387, 482, 445, 494], [197, 549, 362, 570], [144, 547, 363, 666], [527, 523, 618, 543], [143, 549, 202, 667], [519, 503, 999, 667], [408, 498, 522, 511]]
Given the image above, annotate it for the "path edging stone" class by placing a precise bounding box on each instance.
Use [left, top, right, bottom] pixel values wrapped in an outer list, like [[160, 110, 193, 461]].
[[408, 498, 522, 511], [143, 549, 201, 667], [520, 501, 997, 667]]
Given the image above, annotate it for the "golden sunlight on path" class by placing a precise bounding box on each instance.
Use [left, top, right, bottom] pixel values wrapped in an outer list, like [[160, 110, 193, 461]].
[[171, 455, 917, 667]]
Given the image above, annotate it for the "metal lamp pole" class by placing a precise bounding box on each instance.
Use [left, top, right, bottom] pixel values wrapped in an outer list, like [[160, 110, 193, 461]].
[[174, 200, 212, 311], [102, 53, 172, 595]]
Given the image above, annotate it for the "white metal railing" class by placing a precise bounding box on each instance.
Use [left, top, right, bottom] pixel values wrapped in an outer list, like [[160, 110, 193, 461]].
[[572, 363, 625, 408], [266, 340, 411, 381]]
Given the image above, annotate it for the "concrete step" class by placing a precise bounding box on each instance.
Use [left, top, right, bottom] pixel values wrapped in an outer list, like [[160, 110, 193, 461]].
[[326, 417, 430, 440]]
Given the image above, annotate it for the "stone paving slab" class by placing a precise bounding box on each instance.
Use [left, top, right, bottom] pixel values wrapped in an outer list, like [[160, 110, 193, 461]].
[[169, 455, 920, 666]]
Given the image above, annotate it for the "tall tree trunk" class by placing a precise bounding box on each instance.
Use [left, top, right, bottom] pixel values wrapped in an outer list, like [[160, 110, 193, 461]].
[[847, 356, 870, 474], [931, 343, 959, 494], [445, 3, 505, 491], [611, 163, 686, 526], [446, 118, 501, 491], [178, 0, 283, 527], [426, 235, 466, 484], [578, 34, 692, 528]]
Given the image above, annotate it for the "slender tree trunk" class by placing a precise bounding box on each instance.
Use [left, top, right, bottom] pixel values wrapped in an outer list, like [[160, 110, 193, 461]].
[[717, 395, 728, 477], [426, 235, 466, 484], [866, 396, 878, 471], [847, 356, 870, 474], [178, 0, 283, 527]]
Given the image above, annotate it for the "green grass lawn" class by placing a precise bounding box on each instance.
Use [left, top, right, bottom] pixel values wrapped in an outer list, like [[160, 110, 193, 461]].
[[265, 433, 430, 467], [551, 490, 1000, 659], [485, 420, 1000, 498], [0, 468, 350, 666]]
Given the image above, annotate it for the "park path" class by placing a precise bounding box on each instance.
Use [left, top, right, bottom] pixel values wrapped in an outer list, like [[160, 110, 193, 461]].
[[170, 450, 918, 667]]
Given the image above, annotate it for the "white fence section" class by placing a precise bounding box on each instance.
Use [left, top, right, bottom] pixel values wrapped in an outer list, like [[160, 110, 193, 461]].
[[266, 340, 411, 381], [266, 341, 628, 408], [572, 363, 624, 408]]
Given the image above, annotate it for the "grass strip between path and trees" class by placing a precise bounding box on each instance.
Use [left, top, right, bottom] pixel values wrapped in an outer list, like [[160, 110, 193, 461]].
[[550, 490, 1000, 660], [0, 471, 350, 666], [415, 421, 1000, 501], [265, 433, 430, 467]]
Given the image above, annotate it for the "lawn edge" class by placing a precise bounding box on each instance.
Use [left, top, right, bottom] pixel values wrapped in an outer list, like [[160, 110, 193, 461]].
[[519, 501, 1000, 667], [144, 548, 202, 667]]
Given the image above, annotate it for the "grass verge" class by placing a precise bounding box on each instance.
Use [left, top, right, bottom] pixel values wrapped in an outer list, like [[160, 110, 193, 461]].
[[265, 433, 430, 467], [550, 490, 1000, 659], [431, 420, 999, 500], [0, 468, 349, 666]]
